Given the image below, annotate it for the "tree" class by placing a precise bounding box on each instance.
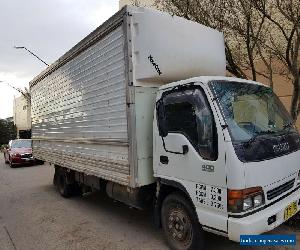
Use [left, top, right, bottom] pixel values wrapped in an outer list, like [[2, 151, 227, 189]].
[[250, 0, 300, 120], [0, 119, 17, 145], [154, 0, 299, 121]]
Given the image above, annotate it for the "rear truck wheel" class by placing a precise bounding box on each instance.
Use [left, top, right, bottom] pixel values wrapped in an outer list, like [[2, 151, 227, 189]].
[[53, 169, 58, 186], [161, 192, 204, 250], [57, 169, 73, 198], [56, 168, 81, 197]]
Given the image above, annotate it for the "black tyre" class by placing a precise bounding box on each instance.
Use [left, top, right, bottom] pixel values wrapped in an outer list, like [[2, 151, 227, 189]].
[[53, 168, 58, 186], [72, 183, 83, 196], [161, 192, 204, 250], [57, 169, 73, 198]]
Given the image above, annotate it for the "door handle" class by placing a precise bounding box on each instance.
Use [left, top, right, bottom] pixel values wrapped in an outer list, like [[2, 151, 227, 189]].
[[160, 155, 169, 164]]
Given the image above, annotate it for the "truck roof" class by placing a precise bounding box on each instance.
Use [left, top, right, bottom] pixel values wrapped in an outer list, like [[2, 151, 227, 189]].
[[159, 76, 267, 90]]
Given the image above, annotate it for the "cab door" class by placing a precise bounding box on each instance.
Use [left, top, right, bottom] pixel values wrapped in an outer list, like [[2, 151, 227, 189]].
[[154, 85, 228, 232]]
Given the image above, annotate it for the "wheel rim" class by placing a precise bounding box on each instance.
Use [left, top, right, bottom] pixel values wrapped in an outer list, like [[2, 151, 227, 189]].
[[166, 206, 193, 248]]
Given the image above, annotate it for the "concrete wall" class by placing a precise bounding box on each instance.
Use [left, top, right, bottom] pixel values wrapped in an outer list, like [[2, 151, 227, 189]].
[[246, 61, 300, 129], [13, 95, 31, 136]]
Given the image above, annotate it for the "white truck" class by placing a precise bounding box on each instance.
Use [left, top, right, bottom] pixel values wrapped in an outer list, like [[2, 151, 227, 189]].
[[30, 5, 300, 250]]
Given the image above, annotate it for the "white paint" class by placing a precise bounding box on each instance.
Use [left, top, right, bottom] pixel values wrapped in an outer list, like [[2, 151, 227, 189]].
[[154, 77, 300, 241], [130, 6, 226, 84], [228, 189, 300, 241]]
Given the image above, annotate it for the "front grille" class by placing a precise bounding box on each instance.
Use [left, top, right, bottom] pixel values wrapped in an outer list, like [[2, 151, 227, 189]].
[[21, 153, 32, 158], [267, 179, 295, 200]]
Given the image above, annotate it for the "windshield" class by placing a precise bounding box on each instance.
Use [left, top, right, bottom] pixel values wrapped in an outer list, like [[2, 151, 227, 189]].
[[210, 81, 297, 142], [11, 140, 32, 148]]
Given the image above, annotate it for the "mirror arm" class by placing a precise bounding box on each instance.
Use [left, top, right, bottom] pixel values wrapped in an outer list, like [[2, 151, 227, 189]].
[[161, 137, 189, 155]]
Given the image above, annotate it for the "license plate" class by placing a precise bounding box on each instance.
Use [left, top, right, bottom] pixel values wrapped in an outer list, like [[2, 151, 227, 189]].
[[284, 201, 298, 220]]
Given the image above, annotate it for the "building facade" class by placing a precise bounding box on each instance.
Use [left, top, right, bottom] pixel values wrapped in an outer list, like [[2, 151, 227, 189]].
[[13, 95, 31, 138]]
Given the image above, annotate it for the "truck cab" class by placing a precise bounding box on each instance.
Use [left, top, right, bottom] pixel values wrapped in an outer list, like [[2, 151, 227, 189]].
[[154, 76, 300, 247]]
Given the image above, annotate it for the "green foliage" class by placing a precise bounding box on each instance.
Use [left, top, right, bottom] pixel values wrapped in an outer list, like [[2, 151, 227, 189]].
[[0, 119, 17, 145]]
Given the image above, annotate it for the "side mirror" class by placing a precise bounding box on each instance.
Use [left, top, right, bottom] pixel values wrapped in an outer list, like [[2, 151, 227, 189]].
[[182, 145, 189, 155], [156, 100, 168, 137]]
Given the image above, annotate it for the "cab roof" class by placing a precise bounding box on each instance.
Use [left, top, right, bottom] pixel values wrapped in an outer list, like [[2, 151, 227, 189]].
[[158, 76, 267, 91]]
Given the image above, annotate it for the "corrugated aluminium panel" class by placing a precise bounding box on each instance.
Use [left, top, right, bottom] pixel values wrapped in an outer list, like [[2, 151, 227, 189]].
[[31, 24, 131, 186]]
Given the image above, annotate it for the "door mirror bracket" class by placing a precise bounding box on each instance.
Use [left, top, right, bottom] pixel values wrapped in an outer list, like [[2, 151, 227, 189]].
[[182, 145, 189, 155]]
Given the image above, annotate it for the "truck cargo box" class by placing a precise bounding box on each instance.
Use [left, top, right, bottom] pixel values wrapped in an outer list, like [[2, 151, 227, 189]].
[[30, 5, 226, 188]]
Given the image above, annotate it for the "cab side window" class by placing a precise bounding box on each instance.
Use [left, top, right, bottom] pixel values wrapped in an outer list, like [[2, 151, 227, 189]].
[[165, 102, 199, 149], [162, 88, 218, 161]]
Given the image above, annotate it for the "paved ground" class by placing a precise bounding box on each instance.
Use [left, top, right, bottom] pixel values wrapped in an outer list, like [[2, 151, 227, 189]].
[[0, 154, 299, 250]]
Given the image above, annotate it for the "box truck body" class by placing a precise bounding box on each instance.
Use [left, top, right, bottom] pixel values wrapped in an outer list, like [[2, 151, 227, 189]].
[[30, 6, 225, 188], [30, 5, 300, 250]]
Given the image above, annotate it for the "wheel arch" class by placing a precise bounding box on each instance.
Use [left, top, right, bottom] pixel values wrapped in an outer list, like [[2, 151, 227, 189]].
[[154, 178, 196, 228]]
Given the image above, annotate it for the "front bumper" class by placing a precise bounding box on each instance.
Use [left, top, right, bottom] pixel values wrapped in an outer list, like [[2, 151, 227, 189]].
[[11, 157, 35, 164], [228, 187, 300, 242]]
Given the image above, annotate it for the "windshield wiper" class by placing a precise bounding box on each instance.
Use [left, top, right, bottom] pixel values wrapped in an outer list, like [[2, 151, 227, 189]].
[[255, 130, 276, 135], [244, 130, 276, 147]]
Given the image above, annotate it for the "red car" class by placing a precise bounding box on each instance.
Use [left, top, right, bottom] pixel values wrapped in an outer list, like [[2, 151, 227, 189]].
[[4, 139, 35, 168]]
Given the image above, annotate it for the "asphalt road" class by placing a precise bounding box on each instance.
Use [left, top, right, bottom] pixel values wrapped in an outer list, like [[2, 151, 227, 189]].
[[0, 154, 299, 250]]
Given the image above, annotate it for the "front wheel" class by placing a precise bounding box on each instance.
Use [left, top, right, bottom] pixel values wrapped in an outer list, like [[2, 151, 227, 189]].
[[161, 192, 204, 250]]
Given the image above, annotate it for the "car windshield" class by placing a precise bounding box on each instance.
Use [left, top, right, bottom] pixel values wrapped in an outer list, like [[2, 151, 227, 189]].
[[11, 140, 32, 148], [210, 81, 297, 142]]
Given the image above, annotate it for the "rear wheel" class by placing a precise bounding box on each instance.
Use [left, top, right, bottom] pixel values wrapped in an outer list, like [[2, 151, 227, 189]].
[[161, 192, 204, 250], [56, 168, 81, 197], [57, 169, 73, 198]]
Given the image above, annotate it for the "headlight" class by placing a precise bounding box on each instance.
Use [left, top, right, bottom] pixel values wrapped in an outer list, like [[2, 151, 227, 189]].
[[253, 194, 263, 207], [228, 187, 265, 213], [243, 197, 253, 211]]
